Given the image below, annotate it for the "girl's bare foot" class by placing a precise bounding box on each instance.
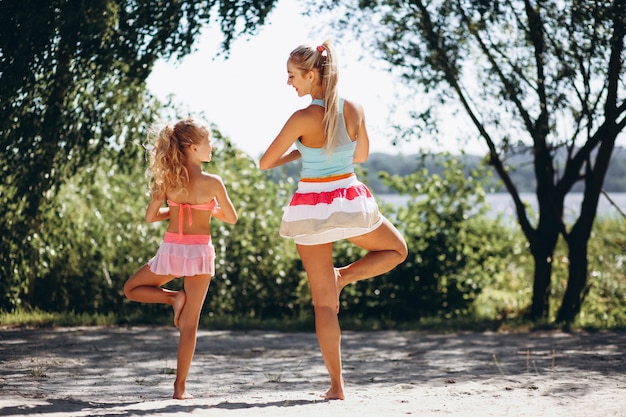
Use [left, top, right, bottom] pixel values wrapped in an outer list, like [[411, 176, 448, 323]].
[[173, 390, 193, 400], [321, 386, 345, 400], [173, 380, 193, 399], [173, 291, 186, 328]]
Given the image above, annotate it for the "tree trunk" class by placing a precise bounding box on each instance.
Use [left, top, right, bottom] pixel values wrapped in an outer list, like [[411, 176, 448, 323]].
[[528, 136, 562, 320], [557, 128, 616, 322], [530, 253, 552, 320], [557, 238, 589, 322], [529, 232, 559, 320]]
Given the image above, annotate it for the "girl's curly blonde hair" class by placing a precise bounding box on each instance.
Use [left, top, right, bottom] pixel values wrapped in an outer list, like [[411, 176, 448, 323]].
[[147, 117, 208, 199]]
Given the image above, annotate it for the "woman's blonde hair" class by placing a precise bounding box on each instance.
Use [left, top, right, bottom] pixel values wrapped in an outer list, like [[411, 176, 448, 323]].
[[147, 117, 208, 198], [289, 39, 339, 154]]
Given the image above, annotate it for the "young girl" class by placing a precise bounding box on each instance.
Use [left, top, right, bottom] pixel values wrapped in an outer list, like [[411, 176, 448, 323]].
[[124, 117, 238, 400], [259, 41, 407, 400]]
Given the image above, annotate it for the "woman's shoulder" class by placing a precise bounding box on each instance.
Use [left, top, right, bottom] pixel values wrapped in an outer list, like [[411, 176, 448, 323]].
[[342, 98, 364, 114], [342, 98, 365, 124], [296, 104, 324, 118], [287, 106, 323, 131]]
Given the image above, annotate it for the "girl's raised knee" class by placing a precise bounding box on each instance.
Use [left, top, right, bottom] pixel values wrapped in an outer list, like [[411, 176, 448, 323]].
[[123, 281, 134, 300]]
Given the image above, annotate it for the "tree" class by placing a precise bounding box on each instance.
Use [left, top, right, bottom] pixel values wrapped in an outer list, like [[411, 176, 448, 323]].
[[0, 0, 277, 310], [325, 0, 626, 322]]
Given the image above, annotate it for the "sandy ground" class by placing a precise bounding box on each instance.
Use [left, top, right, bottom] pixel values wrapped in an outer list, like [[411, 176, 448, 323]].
[[0, 326, 624, 417]]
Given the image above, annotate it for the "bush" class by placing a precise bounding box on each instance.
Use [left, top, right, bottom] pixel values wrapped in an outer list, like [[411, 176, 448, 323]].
[[26, 132, 307, 323], [336, 157, 512, 321], [8, 145, 625, 330]]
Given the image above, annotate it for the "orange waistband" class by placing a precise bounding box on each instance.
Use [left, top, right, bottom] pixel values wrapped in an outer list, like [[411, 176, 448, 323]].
[[300, 172, 355, 183]]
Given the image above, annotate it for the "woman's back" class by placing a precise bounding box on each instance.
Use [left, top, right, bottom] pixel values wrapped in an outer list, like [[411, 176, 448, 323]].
[[296, 99, 356, 179]]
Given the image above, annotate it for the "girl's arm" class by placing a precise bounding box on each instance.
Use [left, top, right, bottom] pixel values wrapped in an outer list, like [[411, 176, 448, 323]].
[[145, 195, 169, 223], [211, 177, 238, 224], [259, 112, 304, 170]]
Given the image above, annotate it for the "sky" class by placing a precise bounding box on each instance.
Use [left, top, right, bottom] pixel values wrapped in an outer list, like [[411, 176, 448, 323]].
[[146, 0, 484, 158]]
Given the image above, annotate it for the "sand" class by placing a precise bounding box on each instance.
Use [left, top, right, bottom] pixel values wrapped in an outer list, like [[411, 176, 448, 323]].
[[0, 326, 624, 416]]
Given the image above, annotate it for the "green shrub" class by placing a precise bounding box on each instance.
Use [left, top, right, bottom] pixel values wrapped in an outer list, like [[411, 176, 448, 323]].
[[336, 157, 511, 321], [7, 145, 625, 330]]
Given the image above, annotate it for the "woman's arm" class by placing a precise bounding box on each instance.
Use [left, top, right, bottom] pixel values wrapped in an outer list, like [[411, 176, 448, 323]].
[[262, 149, 301, 170], [353, 107, 370, 164], [260, 112, 305, 170]]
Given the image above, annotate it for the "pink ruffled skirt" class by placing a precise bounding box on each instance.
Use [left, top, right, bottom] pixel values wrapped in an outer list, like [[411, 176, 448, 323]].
[[147, 232, 215, 277]]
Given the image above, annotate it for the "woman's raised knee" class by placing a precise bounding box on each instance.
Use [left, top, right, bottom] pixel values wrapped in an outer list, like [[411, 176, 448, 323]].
[[395, 239, 408, 264]]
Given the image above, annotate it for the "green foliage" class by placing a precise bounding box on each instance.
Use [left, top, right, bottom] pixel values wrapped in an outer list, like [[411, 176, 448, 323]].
[[0, 0, 278, 311], [27, 147, 160, 315], [338, 156, 506, 320], [3, 142, 624, 330], [325, 0, 626, 322], [22, 131, 306, 323]]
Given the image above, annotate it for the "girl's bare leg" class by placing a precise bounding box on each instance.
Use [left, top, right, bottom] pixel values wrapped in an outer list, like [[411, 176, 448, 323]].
[[297, 243, 345, 400], [338, 217, 407, 293], [123, 265, 186, 327], [173, 273, 211, 400]]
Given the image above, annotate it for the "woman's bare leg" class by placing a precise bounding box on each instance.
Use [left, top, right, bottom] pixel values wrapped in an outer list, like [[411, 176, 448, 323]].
[[123, 265, 186, 327], [173, 273, 211, 400], [297, 243, 345, 400], [338, 217, 407, 292]]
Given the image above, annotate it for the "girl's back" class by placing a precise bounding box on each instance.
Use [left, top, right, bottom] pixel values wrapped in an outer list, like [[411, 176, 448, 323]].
[[166, 173, 221, 236]]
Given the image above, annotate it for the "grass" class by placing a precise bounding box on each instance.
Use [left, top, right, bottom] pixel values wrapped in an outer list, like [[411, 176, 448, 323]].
[[28, 359, 49, 378], [0, 309, 119, 328], [2, 307, 623, 333], [264, 361, 303, 383]]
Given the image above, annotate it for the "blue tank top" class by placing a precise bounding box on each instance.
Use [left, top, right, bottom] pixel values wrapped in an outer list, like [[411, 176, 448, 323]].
[[296, 98, 356, 179]]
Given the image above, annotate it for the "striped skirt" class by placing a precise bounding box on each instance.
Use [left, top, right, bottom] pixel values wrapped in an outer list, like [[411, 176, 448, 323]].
[[280, 174, 384, 245]]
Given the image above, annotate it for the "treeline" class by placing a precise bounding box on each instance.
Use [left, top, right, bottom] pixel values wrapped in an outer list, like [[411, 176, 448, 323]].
[[361, 147, 626, 194]]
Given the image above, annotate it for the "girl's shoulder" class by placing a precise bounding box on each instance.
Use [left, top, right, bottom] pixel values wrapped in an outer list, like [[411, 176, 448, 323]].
[[180, 172, 224, 203], [199, 171, 224, 184]]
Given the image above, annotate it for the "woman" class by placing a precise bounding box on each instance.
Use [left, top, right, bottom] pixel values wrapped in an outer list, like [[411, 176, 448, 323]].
[[259, 40, 407, 400]]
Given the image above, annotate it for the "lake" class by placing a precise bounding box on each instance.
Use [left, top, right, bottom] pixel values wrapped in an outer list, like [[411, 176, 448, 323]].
[[380, 192, 626, 221]]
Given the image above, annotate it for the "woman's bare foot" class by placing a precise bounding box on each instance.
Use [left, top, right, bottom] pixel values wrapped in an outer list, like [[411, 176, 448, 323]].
[[334, 268, 349, 313], [172, 291, 186, 328], [321, 386, 345, 400]]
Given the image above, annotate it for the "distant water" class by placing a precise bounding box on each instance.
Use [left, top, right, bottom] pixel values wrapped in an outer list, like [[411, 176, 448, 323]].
[[380, 192, 626, 221]]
